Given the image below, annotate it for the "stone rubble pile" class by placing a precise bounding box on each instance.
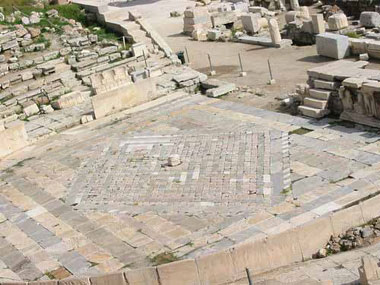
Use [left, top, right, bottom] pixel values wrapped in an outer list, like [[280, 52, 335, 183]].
[[316, 217, 380, 259], [184, 3, 291, 48]]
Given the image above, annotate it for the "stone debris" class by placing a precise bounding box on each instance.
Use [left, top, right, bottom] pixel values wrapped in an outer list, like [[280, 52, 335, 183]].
[[167, 154, 181, 166], [316, 216, 380, 258], [202, 78, 236, 97], [327, 13, 348, 31]]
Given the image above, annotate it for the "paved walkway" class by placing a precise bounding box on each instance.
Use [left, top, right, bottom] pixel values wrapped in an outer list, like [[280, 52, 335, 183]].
[[1, 94, 380, 282]]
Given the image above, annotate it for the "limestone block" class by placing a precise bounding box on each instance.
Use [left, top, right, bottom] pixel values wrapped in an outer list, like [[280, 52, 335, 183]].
[[157, 259, 199, 285], [196, 250, 236, 284], [314, 79, 339, 90], [312, 14, 325, 34], [328, 13, 348, 31], [285, 11, 299, 24], [249, 6, 269, 16], [29, 281, 57, 285], [330, 205, 364, 236], [360, 195, 380, 222], [80, 114, 94, 124], [207, 29, 222, 41], [360, 53, 369, 61], [316, 33, 350, 59], [184, 7, 209, 18], [367, 42, 380, 59], [359, 256, 380, 285], [296, 216, 333, 260], [124, 267, 159, 285], [0, 32, 16, 45], [258, 17, 268, 29], [90, 273, 127, 285], [131, 43, 148, 58], [206, 82, 236, 97], [21, 71, 33, 81], [241, 13, 261, 34], [231, 237, 271, 279], [43, 51, 59, 61], [192, 29, 208, 41], [350, 38, 370, 55], [22, 101, 39, 116], [98, 46, 118, 56], [41, 105, 54, 114], [184, 16, 210, 25], [342, 77, 366, 89], [51, 92, 87, 110], [211, 11, 238, 27], [92, 78, 158, 119], [58, 277, 90, 285], [232, 2, 249, 12], [360, 12, 380, 28], [299, 6, 310, 19], [2, 39, 19, 51], [264, 229, 303, 270], [0, 121, 28, 158], [301, 20, 314, 34]]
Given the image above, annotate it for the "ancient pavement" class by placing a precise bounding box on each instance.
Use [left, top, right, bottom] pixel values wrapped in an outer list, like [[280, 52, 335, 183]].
[[1, 93, 380, 282]]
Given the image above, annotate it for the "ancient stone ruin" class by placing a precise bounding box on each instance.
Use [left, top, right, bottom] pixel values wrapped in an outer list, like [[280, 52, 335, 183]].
[[2, 0, 380, 284]]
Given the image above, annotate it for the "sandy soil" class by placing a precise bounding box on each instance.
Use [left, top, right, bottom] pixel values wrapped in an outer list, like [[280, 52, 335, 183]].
[[117, 0, 336, 111]]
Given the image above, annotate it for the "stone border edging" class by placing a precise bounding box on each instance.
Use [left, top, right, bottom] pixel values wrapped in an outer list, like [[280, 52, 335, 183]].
[[3, 193, 380, 284]]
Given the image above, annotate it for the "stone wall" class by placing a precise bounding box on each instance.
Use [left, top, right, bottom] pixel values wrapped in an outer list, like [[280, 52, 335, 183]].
[[340, 78, 380, 128], [90, 66, 131, 95], [6, 193, 380, 284], [92, 77, 158, 119], [0, 121, 28, 158]]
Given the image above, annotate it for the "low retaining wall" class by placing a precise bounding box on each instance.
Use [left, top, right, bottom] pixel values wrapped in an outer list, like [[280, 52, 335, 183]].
[[5, 194, 380, 285], [91, 77, 158, 119], [0, 121, 28, 159]]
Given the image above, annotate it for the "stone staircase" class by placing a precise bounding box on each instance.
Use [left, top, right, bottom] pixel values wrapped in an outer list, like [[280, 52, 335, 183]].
[[298, 83, 332, 119]]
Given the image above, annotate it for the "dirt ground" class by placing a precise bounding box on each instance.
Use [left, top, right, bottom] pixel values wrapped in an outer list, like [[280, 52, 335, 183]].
[[121, 0, 335, 111]]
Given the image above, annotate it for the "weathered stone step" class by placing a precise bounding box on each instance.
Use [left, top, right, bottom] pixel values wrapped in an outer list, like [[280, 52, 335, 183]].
[[304, 97, 328, 109], [309, 88, 331, 100], [313, 79, 340, 91], [298, 105, 330, 118]]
